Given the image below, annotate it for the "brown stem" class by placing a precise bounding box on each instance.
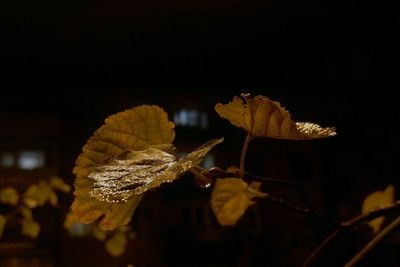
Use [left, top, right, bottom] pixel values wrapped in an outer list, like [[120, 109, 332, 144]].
[[301, 229, 341, 267], [302, 200, 400, 267], [344, 215, 400, 267], [239, 134, 252, 178], [264, 194, 339, 227]]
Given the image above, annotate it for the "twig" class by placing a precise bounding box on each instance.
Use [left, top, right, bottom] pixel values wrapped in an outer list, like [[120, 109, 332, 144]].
[[239, 134, 252, 178], [264, 193, 339, 227], [344, 215, 400, 267], [243, 172, 306, 186], [193, 166, 306, 187], [301, 229, 341, 267], [301, 200, 400, 267]]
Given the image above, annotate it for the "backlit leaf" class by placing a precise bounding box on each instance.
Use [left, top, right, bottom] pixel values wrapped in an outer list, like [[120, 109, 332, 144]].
[[0, 187, 19, 205], [89, 138, 223, 204], [105, 232, 127, 257], [215, 94, 336, 139], [362, 185, 395, 234], [72, 105, 175, 230], [211, 178, 267, 226], [0, 214, 6, 238], [21, 219, 40, 238]]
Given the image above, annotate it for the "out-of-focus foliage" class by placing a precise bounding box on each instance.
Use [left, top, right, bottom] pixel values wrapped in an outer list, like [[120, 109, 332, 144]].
[[21, 219, 40, 238], [0, 187, 19, 205], [0, 176, 70, 239], [105, 231, 127, 257], [0, 215, 6, 238], [211, 178, 266, 226], [362, 185, 395, 234], [72, 105, 222, 231], [64, 211, 132, 257], [215, 93, 336, 139]]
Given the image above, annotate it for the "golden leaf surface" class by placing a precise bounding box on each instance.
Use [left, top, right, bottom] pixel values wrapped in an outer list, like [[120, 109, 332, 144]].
[[0, 187, 19, 205], [362, 185, 395, 234], [215, 94, 336, 139], [211, 178, 266, 226], [72, 105, 174, 230], [0, 215, 6, 238], [89, 138, 224, 203]]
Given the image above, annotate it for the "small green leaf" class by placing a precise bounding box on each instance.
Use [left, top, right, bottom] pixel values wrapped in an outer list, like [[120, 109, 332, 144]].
[[105, 232, 127, 257], [0, 214, 7, 238], [0, 187, 19, 205]]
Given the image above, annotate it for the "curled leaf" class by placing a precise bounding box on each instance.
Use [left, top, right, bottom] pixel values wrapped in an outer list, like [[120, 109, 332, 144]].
[[211, 178, 266, 226], [215, 94, 336, 139], [0, 187, 19, 205], [89, 138, 223, 204], [362, 185, 395, 234], [105, 232, 127, 257]]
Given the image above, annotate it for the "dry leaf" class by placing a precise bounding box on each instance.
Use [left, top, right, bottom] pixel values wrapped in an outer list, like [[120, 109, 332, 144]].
[[211, 178, 266, 226], [362, 185, 395, 234], [89, 138, 223, 204], [215, 94, 336, 139], [72, 105, 222, 231], [72, 105, 175, 230]]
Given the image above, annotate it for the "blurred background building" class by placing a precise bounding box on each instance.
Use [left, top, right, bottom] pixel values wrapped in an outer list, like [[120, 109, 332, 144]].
[[0, 0, 399, 266]]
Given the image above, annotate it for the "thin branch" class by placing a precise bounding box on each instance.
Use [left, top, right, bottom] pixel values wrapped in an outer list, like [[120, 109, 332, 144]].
[[301, 229, 341, 267], [194, 166, 306, 187], [239, 134, 252, 178], [243, 172, 306, 186], [344, 215, 400, 267], [264, 194, 339, 227], [342, 200, 400, 228], [301, 200, 400, 267]]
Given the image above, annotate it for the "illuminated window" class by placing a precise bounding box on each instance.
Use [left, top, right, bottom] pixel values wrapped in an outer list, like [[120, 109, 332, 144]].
[[18, 150, 45, 170], [173, 109, 208, 129], [1, 152, 15, 168]]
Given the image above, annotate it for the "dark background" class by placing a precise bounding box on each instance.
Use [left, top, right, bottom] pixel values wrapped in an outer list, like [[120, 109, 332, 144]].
[[1, 0, 399, 266]]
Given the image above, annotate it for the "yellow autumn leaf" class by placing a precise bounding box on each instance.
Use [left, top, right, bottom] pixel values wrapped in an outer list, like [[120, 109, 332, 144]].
[[89, 138, 223, 204], [211, 178, 267, 226], [105, 231, 127, 257], [0, 214, 6, 238], [215, 93, 336, 139], [0, 187, 19, 205], [72, 105, 175, 230], [21, 219, 40, 238], [362, 185, 395, 234]]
